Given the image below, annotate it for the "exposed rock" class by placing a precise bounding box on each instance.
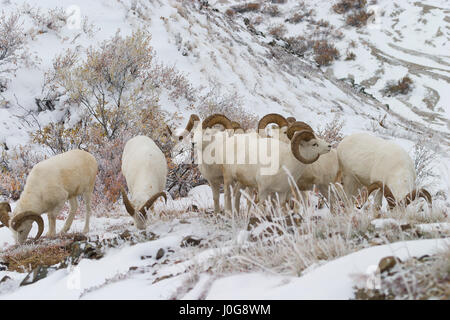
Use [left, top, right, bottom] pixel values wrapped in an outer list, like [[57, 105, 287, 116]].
[[181, 236, 203, 247], [156, 248, 165, 260], [20, 265, 56, 286], [378, 256, 399, 273], [0, 261, 9, 271]]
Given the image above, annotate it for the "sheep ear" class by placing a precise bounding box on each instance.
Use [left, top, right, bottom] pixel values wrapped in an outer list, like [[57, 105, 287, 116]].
[[121, 188, 135, 216], [0, 202, 12, 228]]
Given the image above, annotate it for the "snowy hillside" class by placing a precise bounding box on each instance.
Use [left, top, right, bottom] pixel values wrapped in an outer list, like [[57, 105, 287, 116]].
[[0, 0, 449, 300]]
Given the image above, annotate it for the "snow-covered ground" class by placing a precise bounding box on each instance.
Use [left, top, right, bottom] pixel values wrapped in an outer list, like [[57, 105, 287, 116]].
[[0, 0, 449, 299]]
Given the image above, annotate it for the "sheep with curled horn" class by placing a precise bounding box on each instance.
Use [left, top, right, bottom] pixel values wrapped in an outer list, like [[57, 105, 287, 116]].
[[121, 135, 168, 229], [337, 133, 432, 210], [177, 113, 233, 213], [257, 113, 290, 143], [221, 119, 332, 213], [257, 117, 339, 212], [0, 150, 97, 244]]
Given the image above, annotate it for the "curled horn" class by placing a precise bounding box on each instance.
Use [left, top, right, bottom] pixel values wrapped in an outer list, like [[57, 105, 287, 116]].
[[139, 192, 167, 216], [257, 113, 288, 132], [179, 114, 200, 141], [291, 130, 320, 164], [403, 189, 432, 207], [0, 202, 12, 228], [121, 187, 136, 216], [358, 181, 396, 208], [202, 114, 233, 130], [286, 117, 296, 124], [286, 121, 313, 140], [10, 211, 44, 241], [231, 121, 242, 130]]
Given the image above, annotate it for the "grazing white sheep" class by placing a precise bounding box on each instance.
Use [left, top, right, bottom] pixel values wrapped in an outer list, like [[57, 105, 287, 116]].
[[121, 135, 168, 230], [337, 133, 432, 209], [178, 114, 233, 214], [220, 122, 331, 212], [0, 150, 98, 244], [295, 149, 340, 211]]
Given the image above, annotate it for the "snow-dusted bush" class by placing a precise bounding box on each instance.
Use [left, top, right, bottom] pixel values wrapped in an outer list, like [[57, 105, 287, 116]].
[[0, 145, 44, 200], [313, 40, 340, 66], [230, 3, 261, 14], [382, 76, 414, 96], [268, 24, 287, 39], [21, 4, 67, 34], [0, 11, 32, 94], [316, 115, 345, 148], [412, 140, 437, 189], [197, 84, 258, 130], [332, 0, 367, 14]]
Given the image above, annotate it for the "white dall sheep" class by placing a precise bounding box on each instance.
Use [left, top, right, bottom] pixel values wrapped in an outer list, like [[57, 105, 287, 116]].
[[220, 121, 331, 212], [177, 114, 234, 214], [336, 133, 432, 209], [121, 135, 168, 229], [257, 116, 339, 209], [0, 150, 98, 244]]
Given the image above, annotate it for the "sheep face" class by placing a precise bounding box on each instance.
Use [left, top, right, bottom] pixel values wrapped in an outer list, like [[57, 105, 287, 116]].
[[13, 220, 33, 244], [294, 136, 331, 163], [131, 211, 147, 230], [121, 188, 167, 230]]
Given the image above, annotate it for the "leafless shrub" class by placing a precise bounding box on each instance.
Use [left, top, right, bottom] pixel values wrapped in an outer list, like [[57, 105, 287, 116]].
[[382, 76, 414, 96], [316, 19, 330, 28], [0, 11, 32, 86], [21, 4, 68, 34], [0, 145, 45, 200], [313, 40, 340, 66], [333, 0, 367, 14], [225, 8, 236, 17], [345, 51, 356, 60], [197, 84, 258, 131], [231, 3, 261, 14], [284, 36, 311, 56], [268, 24, 287, 39], [412, 140, 437, 188], [346, 10, 373, 27], [44, 30, 195, 140], [316, 115, 345, 148], [262, 4, 281, 17]]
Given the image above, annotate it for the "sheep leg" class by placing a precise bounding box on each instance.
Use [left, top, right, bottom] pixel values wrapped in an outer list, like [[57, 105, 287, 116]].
[[342, 174, 360, 206], [223, 172, 233, 213], [47, 203, 64, 237], [61, 197, 78, 233], [210, 180, 221, 214], [47, 215, 57, 237], [233, 183, 243, 213], [82, 192, 93, 233]]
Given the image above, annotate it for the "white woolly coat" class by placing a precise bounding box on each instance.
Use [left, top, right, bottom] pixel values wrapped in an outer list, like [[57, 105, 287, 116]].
[[121, 135, 168, 209]]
